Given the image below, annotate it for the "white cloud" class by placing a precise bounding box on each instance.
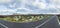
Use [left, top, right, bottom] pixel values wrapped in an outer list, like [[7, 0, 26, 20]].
[[57, 0, 60, 4], [38, 2, 47, 9], [0, 0, 60, 15], [17, 7, 33, 11], [47, 4, 56, 9], [8, 3, 16, 8], [31, 0, 47, 9], [48, 0, 60, 4], [49, 0, 57, 4], [56, 5, 60, 9], [39, 0, 46, 3], [0, 0, 12, 3]]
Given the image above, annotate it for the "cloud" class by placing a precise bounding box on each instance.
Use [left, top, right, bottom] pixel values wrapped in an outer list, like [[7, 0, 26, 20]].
[[47, 4, 56, 9], [0, 0, 13, 3], [0, 5, 17, 15], [31, 0, 47, 9], [38, 2, 47, 9], [0, 0, 60, 15], [56, 5, 60, 9], [49, 0, 57, 3]]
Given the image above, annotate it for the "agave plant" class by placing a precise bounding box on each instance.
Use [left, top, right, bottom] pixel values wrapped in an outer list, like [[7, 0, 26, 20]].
[[0, 15, 50, 23]]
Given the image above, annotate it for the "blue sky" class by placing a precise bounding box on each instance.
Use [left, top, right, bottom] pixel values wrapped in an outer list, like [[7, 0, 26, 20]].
[[0, 0, 60, 15]]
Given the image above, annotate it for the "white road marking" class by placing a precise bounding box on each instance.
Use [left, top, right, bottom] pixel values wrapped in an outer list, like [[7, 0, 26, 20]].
[[0, 23, 8, 28], [35, 16, 54, 28]]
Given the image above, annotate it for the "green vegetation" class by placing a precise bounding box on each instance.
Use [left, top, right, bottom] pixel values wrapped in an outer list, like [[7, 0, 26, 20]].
[[57, 15, 60, 21], [0, 15, 49, 23]]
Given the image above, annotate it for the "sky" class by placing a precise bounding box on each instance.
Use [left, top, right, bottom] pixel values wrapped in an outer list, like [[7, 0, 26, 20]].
[[0, 0, 60, 15]]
